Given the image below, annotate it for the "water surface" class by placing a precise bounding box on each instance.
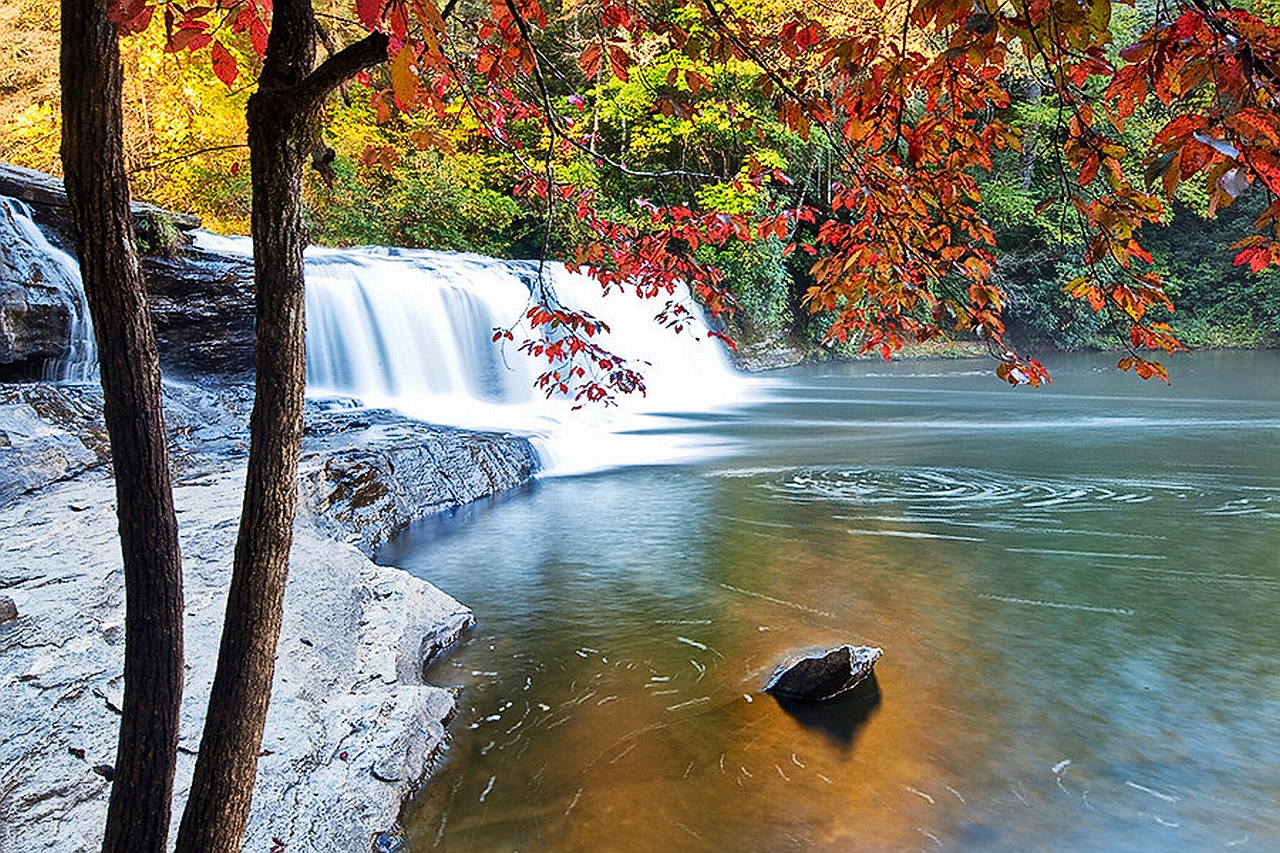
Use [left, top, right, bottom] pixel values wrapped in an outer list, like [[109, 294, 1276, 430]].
[[381, 352, 1280, 852]]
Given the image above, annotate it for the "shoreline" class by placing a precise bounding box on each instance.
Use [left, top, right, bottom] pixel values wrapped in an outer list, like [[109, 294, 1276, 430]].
[[0, 380, 539, 852]]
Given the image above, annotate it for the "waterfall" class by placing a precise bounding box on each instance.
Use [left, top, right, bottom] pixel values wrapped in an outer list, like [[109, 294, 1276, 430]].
[[0, 197, 97, 381], [194, 233, 752, 474]]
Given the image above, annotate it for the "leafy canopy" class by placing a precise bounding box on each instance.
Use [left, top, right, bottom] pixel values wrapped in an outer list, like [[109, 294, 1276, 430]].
[[107, 0, 1280, 395]]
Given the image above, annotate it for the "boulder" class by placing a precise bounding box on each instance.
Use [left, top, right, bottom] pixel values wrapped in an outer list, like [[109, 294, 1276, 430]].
[[764, 644, 882, 702]]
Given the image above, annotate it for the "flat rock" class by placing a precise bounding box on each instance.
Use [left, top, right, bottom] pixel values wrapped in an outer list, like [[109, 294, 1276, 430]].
[[0, 385, 541, 852], [0, 400, 98, 504], [300, 406, 539, 556], [0, 468, 472, 853]]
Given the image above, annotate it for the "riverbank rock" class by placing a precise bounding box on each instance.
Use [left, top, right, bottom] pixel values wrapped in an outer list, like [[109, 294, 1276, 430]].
[[0, 399, 99, 504], [301, 406, 539, 556], [0, 468, 473, 853], [0, 382, 541, 852]]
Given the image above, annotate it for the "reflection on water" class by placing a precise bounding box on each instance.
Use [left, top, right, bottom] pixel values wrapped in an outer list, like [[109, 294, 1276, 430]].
[[380, 352, 1280, 852]]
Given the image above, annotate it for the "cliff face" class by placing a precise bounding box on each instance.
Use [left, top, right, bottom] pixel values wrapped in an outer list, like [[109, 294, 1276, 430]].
[[0, 161, 255, 380]]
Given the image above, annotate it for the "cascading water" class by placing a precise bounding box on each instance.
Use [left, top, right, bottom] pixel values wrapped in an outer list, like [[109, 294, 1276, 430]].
[[0, 196, 97, 381], [193, 233, 753, 473]]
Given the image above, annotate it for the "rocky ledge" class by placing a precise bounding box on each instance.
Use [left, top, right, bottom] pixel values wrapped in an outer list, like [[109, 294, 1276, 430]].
[[0, 381, 539, 852]]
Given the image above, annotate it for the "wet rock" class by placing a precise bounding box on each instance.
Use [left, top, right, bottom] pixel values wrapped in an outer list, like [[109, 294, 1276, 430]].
[[300, 407, 539, 556], [765, 645, 883, 702], [0, 595, 17, 623], [0, 401, 99, 504], [372, 826, 406, 853], [141, 248, 255, 379], [1, 161, 236, 380]]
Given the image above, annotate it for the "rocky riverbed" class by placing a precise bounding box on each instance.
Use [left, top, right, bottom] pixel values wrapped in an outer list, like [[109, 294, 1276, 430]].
[[0, 379, 539, 852]]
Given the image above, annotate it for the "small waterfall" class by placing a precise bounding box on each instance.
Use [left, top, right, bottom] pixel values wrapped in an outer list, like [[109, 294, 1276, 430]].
[[0, 197, 97, 381], [194, 234, 752, 474]]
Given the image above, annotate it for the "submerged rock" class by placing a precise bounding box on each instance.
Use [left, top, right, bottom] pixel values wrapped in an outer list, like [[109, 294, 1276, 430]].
[[764, 645, 882, 702]]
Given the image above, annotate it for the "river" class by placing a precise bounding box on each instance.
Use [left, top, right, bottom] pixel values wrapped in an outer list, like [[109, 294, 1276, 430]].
[[380, 351, 1280, 852]]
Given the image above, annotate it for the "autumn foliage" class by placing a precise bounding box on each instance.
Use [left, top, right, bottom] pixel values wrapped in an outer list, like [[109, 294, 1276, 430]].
[[107, 0, 1280, 395]]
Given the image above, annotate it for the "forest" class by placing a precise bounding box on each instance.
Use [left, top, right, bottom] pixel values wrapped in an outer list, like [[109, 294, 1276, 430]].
[[3, 0, 1278, 364], [3, 0, 1279, 851]]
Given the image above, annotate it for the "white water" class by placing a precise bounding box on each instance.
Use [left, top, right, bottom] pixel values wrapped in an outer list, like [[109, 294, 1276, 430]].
[[1, 197, 96, 381], [193, 232, 754, 474]]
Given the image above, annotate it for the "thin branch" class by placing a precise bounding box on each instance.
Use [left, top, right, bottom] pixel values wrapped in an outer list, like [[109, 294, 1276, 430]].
[[129, 144, 250, 174]]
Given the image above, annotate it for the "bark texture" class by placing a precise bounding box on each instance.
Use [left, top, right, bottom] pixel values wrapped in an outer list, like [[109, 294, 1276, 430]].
[[58, 3, 185, 852], [173, 6, 387, 851]]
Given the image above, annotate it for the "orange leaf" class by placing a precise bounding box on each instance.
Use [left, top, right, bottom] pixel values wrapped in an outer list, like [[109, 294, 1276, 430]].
[[390, 43, 418, 109]]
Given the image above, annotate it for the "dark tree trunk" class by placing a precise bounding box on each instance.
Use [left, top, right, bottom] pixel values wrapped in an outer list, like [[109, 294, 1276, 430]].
[[59, 3, 184, 853], [173, 5, 387, 850]]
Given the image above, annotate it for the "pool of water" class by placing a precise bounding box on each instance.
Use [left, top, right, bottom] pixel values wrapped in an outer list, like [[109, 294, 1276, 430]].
[[380, 352, 1280, 852]]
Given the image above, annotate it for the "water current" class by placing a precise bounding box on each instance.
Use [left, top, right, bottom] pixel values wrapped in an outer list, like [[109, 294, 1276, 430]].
[[380, 351, 1280, 853]]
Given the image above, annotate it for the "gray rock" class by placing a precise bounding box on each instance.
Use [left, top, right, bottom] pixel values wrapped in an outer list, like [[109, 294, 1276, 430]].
[[0, 388, 540, 853], [1, 161, 218, 381], [0, 401, 99, 504], [300, 407, 539, 556], [0, 595, 16, 623], [764, 645, 883, 702], [142, 248, 255, 379], [0, 468, 477, 853]]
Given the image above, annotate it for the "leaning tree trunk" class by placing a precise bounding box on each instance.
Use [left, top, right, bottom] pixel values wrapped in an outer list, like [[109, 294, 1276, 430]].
[[173, 4, 387, 849], [59, 3, 185, 853]]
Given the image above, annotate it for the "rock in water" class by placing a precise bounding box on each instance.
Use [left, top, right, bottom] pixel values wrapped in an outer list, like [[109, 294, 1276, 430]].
[[764, 645, 882, 701]]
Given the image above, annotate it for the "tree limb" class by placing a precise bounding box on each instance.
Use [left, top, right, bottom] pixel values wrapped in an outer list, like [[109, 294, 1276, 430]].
[[295, 30, 391, 112]]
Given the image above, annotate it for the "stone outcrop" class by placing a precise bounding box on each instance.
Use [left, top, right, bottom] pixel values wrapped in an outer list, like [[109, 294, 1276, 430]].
[[301, 407, 539, 556], [0, 162, 201, 244], [142, 246, 256, 378], [0, 468, 473, 853], [0, 381, 540, 852], [0, 161, 254, 380]]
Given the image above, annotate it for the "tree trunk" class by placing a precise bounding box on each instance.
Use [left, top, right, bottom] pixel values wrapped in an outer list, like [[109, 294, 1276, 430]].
[[173, 4, 387, 850], [59, 3, 184, 853], [173, 7, 315, 853]]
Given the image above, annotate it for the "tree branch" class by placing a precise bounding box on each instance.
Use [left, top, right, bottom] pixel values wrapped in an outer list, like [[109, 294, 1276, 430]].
[[296, 30, 391, 112]]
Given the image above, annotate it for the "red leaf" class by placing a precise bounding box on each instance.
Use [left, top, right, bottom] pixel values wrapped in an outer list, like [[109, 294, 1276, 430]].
[[356, 0, 382, 30], [607, 45, 629, 82], [578, 42, 602, 78], [210, 41, 238, 88]]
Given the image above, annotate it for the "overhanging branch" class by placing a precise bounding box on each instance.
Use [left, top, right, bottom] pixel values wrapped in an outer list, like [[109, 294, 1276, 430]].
[[296, 31, 391, 112]]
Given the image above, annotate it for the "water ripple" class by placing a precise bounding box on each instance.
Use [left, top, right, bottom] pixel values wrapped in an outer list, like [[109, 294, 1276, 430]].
[[757, 466, 1280, 521]]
